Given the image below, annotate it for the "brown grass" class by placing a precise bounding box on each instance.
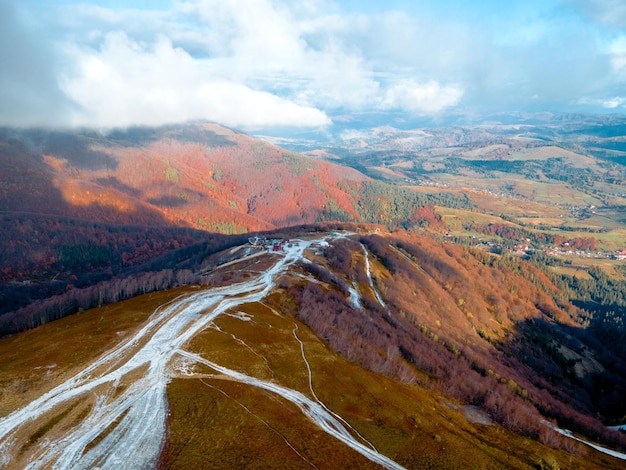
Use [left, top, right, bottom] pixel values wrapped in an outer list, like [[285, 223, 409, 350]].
[[510, 146, 600, 169], [557, 257, 626, 281], [0, 274, 623, 469], [549, 266, 594, 280], [0, 287, 197, 418], [164, 289, 622, 469]]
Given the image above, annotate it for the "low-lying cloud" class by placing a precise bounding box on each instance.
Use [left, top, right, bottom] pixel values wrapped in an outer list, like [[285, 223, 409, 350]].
[[2, 0, 626, 130], [0, 1, 74, 127], [381, 80, 464, 114], [61, 32, 331, 129]]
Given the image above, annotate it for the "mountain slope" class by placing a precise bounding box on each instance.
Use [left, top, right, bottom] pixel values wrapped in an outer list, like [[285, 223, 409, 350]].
[[0, 123, 473, 328], [0, 122, 370, 319], [1, 229, 624, 469], [268, 230, 626, 457], [0, 123, 367, 233]]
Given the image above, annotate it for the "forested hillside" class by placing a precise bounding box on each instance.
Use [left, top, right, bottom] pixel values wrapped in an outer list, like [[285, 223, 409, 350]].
[[0, 123, 471, 331], [2, 226, 626, 469], [271, 230, 626, 454]]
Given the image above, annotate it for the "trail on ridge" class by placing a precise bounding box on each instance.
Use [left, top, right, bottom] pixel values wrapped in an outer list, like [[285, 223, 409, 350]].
[[0, 234, 405, 470]]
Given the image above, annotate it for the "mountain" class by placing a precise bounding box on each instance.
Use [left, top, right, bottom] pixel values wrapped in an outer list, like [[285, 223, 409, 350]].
[[0, 123, 473, 324], [1, 122, 363, 315], [0, 122, 368, 232], [2, 117, 626, 467], [0, 228, 625, 468]]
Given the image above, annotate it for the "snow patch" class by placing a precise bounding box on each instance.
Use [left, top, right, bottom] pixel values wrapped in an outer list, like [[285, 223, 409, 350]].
[[225, 311, 253, 321], [544, 420, 626, 461], [0, 233, 404, 470], [361, 244, 388, 311], [348, 284, 362, 310]]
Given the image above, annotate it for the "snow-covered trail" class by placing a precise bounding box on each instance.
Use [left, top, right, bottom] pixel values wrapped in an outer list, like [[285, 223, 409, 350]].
[[0, 234, 404, 469], [361, 243, 387, 311], [545, 421, 626, 461], [177, 350, 405, 470], [292, 324, 378, 453]]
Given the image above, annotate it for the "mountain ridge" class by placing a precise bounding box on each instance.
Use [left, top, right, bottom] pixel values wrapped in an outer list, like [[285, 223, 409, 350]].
[[0, 122, 473, 322], [1, 228, 625, 468], [0, 122, 369, 232]]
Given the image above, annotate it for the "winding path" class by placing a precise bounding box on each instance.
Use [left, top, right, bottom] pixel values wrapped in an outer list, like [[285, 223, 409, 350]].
[[0, 235, 405, 469]]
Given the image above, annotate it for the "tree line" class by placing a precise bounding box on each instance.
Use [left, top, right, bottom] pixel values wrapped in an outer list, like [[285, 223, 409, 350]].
[[0, 231, 252, 337]]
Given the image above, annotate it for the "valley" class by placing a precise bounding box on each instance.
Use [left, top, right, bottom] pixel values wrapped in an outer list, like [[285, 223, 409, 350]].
[[2, 116, 626, 468], [280, 113, 626, 251]]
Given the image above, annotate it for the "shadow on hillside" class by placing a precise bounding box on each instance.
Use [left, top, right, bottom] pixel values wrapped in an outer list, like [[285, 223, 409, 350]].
[[105, 124, 237, 148], [164, 126, 237, 147], [0, 136, 175, 226], [93, 177, 142, 197], [148, 195, 190, 208], [25, 130, 119, 171], [494, 316, 626, 438], [0, 133, 203, 315]]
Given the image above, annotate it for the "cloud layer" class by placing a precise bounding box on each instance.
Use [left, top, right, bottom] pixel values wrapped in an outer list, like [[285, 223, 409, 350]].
[[2, 0, 626, 130], [61, 32, 331, 129]]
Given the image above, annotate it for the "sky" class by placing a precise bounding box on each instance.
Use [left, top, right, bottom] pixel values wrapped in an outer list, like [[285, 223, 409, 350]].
[[2, 0, 626, 131]]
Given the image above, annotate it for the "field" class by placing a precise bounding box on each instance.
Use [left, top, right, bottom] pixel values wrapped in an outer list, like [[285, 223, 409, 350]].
[[2, 264, 620, 468]]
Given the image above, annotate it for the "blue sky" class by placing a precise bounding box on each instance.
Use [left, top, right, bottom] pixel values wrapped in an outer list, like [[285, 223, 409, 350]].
[[2, 0, 626, 130]]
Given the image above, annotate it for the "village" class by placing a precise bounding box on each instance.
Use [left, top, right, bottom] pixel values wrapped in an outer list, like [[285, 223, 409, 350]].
[[456, 234, 626, 261], [248, 236, 293, 252]]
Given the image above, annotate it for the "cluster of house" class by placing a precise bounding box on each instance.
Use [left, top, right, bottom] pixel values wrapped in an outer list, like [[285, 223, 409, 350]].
[[462, 237, 626, 261], [513, 243, 530, 255], [541, 246, 626, 260], [248, 236, 292, 252]]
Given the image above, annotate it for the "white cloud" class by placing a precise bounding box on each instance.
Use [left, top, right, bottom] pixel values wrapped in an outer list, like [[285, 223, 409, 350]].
[[180, 1, 383, 110], [60, 32, 330, 129], [608, 35, 626, 77], [0, 1, 74, 126], [602, 96, 625, 108], [381, 80, 464, 114], [568, 0, 626, 28], [576, 95, 626, 109], [57, 0, 382, 128], [187, 0, 305, 63], [4, 0, 626, 129]]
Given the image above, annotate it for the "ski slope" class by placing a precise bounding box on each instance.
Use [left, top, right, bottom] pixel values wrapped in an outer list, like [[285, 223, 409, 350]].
[[0, 234, 405, 469]]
